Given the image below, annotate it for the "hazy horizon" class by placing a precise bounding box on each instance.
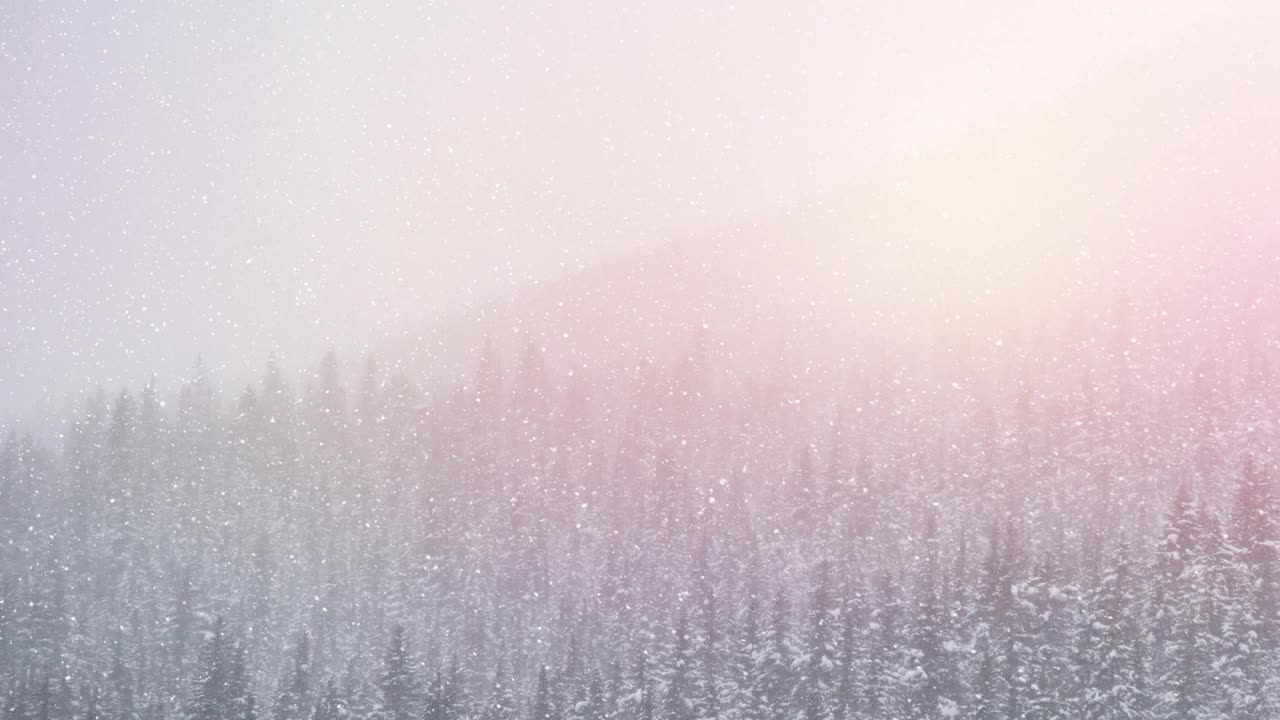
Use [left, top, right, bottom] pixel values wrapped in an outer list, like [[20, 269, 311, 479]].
[[8, 0, 1280, 435]]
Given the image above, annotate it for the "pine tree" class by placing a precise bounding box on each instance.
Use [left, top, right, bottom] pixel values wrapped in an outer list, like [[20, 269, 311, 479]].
[[1155, 482, 1215, 720], [863, 574, 898, 719], [481, 656, 518, 720], [1076, 539, 1147, 720], [631, 644, 655, 720], [801, 560, 834, 720], [695, 582, 721, 720], [1232, 458, 1277, 647], [665, 607, 693, 720], [104, 627, 136, 720], [902, 512, 945, 720], [759, 590, 793, 719], [187, 618, 256, 720], [380, 625, 419, 720], [425, 662, 465, 720], [567, 674, 606, 720], [311, 350, 349, 452], [273, 630, 310, 720], [530, 666, 554, 720], [312, 678, 348, 720], [832, 592, 860, 720], [733, 571, 766, 720]]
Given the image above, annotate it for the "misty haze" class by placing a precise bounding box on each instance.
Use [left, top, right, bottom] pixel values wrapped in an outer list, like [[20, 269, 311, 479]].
[[5, 2, 1280, 720]]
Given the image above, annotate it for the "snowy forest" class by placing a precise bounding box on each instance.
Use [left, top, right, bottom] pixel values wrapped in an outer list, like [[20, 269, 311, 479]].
[[1, 320, 1277, 720], [8, 0, 1280, 718]]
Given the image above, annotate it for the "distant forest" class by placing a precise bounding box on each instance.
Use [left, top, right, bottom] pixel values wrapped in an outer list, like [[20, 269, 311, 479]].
[[1, 328, 1277, 720]]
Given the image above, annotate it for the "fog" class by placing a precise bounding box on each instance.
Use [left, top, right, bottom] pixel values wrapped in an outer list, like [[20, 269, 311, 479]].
[[2, 0, 1276, 429]]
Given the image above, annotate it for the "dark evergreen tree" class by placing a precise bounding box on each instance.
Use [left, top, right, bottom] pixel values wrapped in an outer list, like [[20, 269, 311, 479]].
[[759, 590, 793, 719], [187, 618, 256, 720], [800, 560, 834, 720], [480, 655, 518, 720], [1076, 539, 1146, 720], [380, 625, 419, 720], [530, 666, 554, 720], [312, 678, 348, 720], [664, 608, 692, 720], [273, 630, 310, 720]]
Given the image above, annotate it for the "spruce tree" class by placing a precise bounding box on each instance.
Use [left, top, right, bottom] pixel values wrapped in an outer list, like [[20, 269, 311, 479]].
[[273, 630, 310, 720], [380, 625, 419, 720]]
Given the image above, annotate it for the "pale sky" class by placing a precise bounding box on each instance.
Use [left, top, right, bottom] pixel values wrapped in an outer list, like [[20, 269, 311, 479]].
[[2, 0, 1277, 430]]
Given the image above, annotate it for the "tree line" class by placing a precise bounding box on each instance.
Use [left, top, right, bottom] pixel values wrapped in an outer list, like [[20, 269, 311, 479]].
[[1, 330, 1277, 720]]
